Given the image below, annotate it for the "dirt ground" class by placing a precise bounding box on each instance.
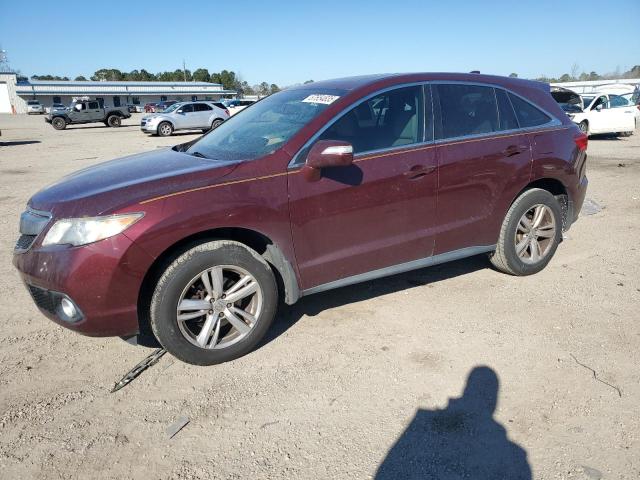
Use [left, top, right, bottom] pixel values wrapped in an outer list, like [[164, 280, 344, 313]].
[[0, 114, 638, 479]]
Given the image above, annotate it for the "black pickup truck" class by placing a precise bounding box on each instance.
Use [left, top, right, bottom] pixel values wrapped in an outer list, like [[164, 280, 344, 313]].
[[46, 99, 131, 130]]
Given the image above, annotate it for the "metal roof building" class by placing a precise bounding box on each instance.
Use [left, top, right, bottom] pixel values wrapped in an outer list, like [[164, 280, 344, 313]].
[[0, 74, 237, 113]]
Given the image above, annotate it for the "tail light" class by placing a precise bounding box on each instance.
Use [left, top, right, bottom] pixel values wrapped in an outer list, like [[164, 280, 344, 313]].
[[574, 132, 588, 151], [224, 108, 230, 116]]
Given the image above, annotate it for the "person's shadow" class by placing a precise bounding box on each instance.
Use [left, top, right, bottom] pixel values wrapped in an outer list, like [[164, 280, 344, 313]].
[[375, 366, 532, 479]]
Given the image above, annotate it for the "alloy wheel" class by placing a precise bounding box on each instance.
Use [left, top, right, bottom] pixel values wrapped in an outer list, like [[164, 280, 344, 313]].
[[514, 204, 557, 264], [176, 265, 263, 349]]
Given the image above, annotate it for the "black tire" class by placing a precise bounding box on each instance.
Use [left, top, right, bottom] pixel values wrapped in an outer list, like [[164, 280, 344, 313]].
[[578, 121, 589, 135], [51, 117, 66, 130], [210, 118, 224, 130], [150, 240, 278, 365], [489, 188, 563, 276], [157, 121, 173, 137], [107, 115, 121, 127]]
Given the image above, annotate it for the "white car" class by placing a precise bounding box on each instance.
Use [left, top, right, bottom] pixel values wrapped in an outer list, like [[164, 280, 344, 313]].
[[572, 93, 636, 136], [140, 101, 230, 137], [26, 100, 44, 115]]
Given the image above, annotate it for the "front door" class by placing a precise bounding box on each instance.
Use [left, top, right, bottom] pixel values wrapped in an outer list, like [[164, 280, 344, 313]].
[[176, 103, 197, 128], [288, 85, 438, 291]]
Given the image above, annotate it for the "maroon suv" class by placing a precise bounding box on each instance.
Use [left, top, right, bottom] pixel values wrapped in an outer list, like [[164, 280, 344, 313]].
[[14, 73, 588, 365]]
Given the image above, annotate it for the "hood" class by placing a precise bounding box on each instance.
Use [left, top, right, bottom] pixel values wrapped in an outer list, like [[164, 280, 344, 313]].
[[551, 87, 583, 112], [29, 148, 239, 216]]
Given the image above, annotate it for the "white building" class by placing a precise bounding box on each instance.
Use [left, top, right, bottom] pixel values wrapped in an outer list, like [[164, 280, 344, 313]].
[[550, 78, 640, 95], [0, 73, 236, 113]]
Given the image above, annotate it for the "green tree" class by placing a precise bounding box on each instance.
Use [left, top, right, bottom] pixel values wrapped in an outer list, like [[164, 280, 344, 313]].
[[270, 83, 280, 94], [257, 82, 270, 96], [74, 75, 87, 81], [588, 71, 600, 81], [192, 68, 210, 82], [508, 73, 518, 78], [91, 68, 124, 81], [303, 79, 314, 84], [559, 73, 572, 82]]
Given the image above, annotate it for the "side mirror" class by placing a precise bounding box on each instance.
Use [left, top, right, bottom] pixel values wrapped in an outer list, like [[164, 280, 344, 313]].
[[595, 104, 603, 112], [303, 140, 354, 182]]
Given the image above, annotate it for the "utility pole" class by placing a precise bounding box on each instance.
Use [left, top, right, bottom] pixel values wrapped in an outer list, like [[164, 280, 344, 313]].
[[182, 59, 187, 82]]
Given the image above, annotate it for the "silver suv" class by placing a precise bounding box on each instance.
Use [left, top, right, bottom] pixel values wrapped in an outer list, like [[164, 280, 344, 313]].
[[141, 101, 230, 136]]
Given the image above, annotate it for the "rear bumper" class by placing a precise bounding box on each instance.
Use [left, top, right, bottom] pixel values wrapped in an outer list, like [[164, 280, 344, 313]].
[[13, 234, 154, 337], [566, 175, 588, 230]]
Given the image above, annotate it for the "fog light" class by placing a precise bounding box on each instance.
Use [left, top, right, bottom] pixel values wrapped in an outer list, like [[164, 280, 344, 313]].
[[60, 298, 77, 318]]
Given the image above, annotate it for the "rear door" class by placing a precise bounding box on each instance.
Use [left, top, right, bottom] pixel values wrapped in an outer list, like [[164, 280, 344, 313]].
[[87, 101, 102, 121], [433, 84, 532, 254], [609, 94, 636, 131], [193, 103, 213, 128], [288, 84, 438, 290]]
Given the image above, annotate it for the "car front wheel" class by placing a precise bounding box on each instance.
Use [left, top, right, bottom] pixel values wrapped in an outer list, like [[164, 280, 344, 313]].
[[107, 115, 121, 127], [157, 121, 173, 137], [150, 240, 278, 365], [578, 121, 589, 135], [489, 188, 562, 276], [51, 117, 66, 130]]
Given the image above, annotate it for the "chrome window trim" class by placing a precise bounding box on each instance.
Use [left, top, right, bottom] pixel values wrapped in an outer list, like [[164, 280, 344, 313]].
[[288, 79, 562, 169]]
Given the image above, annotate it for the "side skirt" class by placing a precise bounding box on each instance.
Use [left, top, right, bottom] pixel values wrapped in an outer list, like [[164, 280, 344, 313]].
[[301, 245, 496, 297]]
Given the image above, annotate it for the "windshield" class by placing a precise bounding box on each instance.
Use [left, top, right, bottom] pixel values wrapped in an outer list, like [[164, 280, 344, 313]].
[[162, 103, 182, 113], [187, 88, 346, 161], [28, 101, 39, 105], [581, 96, 595, 109]]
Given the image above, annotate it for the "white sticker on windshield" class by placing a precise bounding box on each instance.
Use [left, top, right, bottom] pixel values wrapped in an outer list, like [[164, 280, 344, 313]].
[[302, 94, 340, 105]]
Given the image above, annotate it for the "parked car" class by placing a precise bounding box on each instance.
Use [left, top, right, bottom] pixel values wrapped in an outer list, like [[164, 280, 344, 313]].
[[45, 99, 131, 130], [26, 100, 44, 114], [140, 101, 229, 136], [144, 103, 157, 113], [13, 72, 588, 365], [49, 103, 67, 114], [574, 94, 636, 136], [225, 99, 255, 115]]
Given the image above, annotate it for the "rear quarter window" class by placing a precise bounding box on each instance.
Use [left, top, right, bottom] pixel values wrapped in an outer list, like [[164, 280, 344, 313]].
[[495, 89, 519, 131], [508, 93, 551, 128]]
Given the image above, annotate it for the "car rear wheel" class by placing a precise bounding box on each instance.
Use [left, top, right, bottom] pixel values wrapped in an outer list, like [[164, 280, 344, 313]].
[[578, 121, 589, 135], [51, 117, 66, 130], [107, 115, 121, 127], [150, 240, 278, 365], [157, 121, 173, 137], [489, 188, 562, 276], [210, 119, 224, 131]]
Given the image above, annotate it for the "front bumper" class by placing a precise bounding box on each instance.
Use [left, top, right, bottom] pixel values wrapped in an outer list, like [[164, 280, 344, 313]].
[[13, 234, 155, 337], [140, 121, 158, 133]]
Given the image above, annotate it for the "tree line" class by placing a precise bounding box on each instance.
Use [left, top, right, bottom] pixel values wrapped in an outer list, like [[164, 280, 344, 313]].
[[508, 64, 640, 83], [28, 67, 288, 96]]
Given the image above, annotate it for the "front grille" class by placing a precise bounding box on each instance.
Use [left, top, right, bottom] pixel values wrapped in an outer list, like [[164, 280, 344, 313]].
[[15, 234, 37, 251], [27, 284, 58, 315]]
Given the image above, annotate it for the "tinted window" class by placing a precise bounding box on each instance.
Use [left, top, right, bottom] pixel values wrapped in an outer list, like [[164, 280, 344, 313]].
[[194, 103, 212, 112], [609, 95, 628, 108], [180, 104, 194, 113], [508, 93, 550, 127], [591, 95, 608, 110], [437, 84, 498, 138], [495, 89, 519, 131], [88, 101, 99, 109], [319, 85, 424, 153]]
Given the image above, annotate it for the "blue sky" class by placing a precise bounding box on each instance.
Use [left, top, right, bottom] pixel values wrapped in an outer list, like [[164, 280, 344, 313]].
[[1, 0, 638, 85]]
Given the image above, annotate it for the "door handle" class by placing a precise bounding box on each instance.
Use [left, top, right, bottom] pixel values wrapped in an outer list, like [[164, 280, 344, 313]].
[[404, 165, 436, 180], [502, 145, 528, 157]]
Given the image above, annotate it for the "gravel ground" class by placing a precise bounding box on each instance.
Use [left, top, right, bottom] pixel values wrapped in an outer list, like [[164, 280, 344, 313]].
[[0, 114, 638, 479]]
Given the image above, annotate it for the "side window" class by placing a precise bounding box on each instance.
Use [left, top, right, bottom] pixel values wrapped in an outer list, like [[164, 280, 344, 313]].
[[319, 85, 424, 154], [113, 96, 121, 107], [437, 84, 498, 138], [88, 101, 99, 109], [53, 96, 61, 104], [194, 103, 212, 112], [508, 93, 551, 127], [495, 89, 519, 131], [181, 104, 194, 113], [609, 95, 628, 108]]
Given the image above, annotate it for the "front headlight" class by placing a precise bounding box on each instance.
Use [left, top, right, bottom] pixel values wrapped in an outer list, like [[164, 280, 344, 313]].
[[42, 213, 143, 247]]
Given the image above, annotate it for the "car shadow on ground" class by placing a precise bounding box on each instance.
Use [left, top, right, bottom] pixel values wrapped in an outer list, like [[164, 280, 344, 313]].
[[262, 254, 489, 347], [374, 366, 532, 479], [0, 140, 41, 146]]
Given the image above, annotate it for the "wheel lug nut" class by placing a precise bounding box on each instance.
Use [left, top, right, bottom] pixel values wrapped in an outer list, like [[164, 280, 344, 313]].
[[219, 312, 224, 317], [227, 303, 232, 308], [208, 310, 213, 314]]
